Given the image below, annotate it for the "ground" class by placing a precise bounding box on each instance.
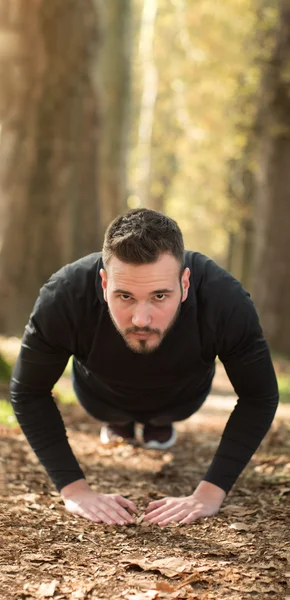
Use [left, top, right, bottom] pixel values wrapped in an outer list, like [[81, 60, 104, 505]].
[[0, 366, 290, 600]]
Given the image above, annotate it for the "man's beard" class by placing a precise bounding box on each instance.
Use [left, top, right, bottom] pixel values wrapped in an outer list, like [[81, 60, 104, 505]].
[[108, 300, 182, 354]]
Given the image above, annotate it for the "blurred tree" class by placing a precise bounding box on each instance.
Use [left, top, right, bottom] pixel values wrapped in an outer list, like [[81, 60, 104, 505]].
[[0, 0, 132, 336], [130, 0, 261, 264], [225, 1, 278, 287], [134, 0, 158, 209], [0, 0, 101, 334], [251, 0, 290, 356], [96, 0, 132, 228]]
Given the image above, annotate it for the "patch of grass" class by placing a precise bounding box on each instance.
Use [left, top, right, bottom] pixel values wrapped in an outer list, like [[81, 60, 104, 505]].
[[54, 379, 76, 405], [0, 353, 12, 382], [0, 376, 76, 427], [0, 400, 17, 428], [277, 373, 290, 403]]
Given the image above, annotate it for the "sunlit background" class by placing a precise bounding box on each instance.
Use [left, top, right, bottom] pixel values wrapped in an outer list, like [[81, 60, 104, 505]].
[[0, 0, 289, 398]]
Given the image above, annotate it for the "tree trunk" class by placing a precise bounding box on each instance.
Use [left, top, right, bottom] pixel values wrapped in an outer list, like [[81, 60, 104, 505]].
[[134, 0, 158, 209], [0, 0, 101, 335], [96, 0, 132, 228], [251, 0, 290, 355]]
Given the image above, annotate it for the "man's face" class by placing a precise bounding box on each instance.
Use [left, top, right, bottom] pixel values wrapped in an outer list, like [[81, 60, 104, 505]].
[[100, 253, 190, 354]]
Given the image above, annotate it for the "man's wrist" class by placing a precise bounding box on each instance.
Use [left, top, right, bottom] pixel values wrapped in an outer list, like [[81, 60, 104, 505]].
[[193, 480, 227, 502], [60, 478, 89, 498]]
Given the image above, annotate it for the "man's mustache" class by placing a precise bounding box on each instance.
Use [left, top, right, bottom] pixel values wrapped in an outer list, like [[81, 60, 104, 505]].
[[125, 326, 161, 335]]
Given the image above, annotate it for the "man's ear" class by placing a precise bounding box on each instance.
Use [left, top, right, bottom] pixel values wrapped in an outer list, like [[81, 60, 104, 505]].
[[181, 267, 190, 302], [99, 268, 108, 302]]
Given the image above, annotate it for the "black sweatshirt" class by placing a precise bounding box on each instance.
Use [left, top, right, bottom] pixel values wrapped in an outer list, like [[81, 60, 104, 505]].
[[10, 251, 279, 493]]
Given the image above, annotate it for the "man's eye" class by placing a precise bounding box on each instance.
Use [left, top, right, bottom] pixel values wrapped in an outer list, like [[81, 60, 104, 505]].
[[120, 295, 131, 301], [155, 294, 166, 301]]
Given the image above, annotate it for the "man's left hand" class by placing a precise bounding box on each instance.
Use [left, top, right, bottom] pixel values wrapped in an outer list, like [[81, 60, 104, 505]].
[[144, 480, 226, 526]]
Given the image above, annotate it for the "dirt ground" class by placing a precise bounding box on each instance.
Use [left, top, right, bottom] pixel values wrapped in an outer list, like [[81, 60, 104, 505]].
[[0, 373, 290, 600]]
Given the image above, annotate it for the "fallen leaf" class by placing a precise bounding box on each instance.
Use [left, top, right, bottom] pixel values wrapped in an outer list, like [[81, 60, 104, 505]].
[[155, 581, 175, 592], [122, 592, 159, 600], [23, 493, 40, 502], [175, 572, 203, 590], [196, 565, 214, 573], [71, 590, 85, 600], [22, 553, 53, 563], [237, 487, 253, 496], [2, 565, 19, 573], [253, 562, 277, 570], [229, 522, 250, 532], [122, 555, 194, 578], [222, 505, 258, 517], [38, 580, 59, 597], [279, 487, 290, 496], [136, 515, 145, 525]]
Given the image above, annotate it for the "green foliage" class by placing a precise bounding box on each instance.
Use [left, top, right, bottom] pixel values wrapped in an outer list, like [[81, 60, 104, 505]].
[[0, 353, 12, 382], [53, 379, 76, 405], [130, 0, 279, 267], [277, 374, 290, 403], [0, 400, 17, 427]]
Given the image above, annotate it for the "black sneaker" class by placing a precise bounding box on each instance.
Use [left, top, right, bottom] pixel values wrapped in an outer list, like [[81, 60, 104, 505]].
[[142, 423, 177, 450], [100, 422, 135, 445]]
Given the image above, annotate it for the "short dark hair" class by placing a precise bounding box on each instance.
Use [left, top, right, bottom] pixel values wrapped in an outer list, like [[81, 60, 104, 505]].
[[102, 208, 184, 269]]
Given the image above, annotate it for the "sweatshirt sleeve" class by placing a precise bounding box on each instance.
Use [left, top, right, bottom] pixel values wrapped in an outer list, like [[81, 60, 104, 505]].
[[203, 292, 279, 494], [10, 275, 85, 491]]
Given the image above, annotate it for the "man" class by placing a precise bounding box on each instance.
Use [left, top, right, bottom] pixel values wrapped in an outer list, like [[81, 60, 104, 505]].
[[10, 209, 279, 526]]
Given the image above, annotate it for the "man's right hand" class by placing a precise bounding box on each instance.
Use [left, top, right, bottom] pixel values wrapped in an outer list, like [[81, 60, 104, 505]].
[[60, 479, 137, 525]]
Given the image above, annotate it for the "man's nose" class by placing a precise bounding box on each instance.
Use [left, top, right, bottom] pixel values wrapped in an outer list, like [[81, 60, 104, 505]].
[[131, 304, 152, 328]]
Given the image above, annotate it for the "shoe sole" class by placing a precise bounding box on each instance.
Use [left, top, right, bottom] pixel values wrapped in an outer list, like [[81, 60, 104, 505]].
[[143, 428, 177, 450]]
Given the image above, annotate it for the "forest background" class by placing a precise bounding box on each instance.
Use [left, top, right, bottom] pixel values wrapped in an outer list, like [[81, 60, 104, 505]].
[[0, 0, 290, 400], [0, 6, 290, 599]]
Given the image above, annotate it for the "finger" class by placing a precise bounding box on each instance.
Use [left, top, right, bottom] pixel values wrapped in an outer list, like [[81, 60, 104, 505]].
[[144, 508, 167, 521], [144, 503, 176, 520], [146, 505, 187, 524], [180, 510, 206, 524], [72, 505, 104, 523], [145, 499, 167, 512], [109, 504, 135, 523], [93, 507, 123, 525], [115, 496, 138, 513], [156, 509, 189, 526], [72, 501, 123, 525], [98, 501, 135, 524], [65, 499, 131, 525]]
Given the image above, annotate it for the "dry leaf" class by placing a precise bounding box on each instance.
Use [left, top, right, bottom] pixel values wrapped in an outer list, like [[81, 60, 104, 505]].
[[222, 505, 258, 517], [38, 580, 58, 598], [122, 555, 193, 578], [279, 487, 290, 496], [136, 515, 145, 525], [23, 553, 52, 563], [23, 493, 40, 502], [123, 592, 159, 600], [253, 561, 277, 570], [196, 565, 214, 573], [155, 581, 175, 592], [175, 572, 203, 590], [2, 565, 19, 573], [229, 522, 250, 532]]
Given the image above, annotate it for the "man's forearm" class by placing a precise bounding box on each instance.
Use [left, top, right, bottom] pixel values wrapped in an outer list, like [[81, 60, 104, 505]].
[[10, 392, 84, 490], [33, 438, 85, 491], [203, 395, 278, 493]]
